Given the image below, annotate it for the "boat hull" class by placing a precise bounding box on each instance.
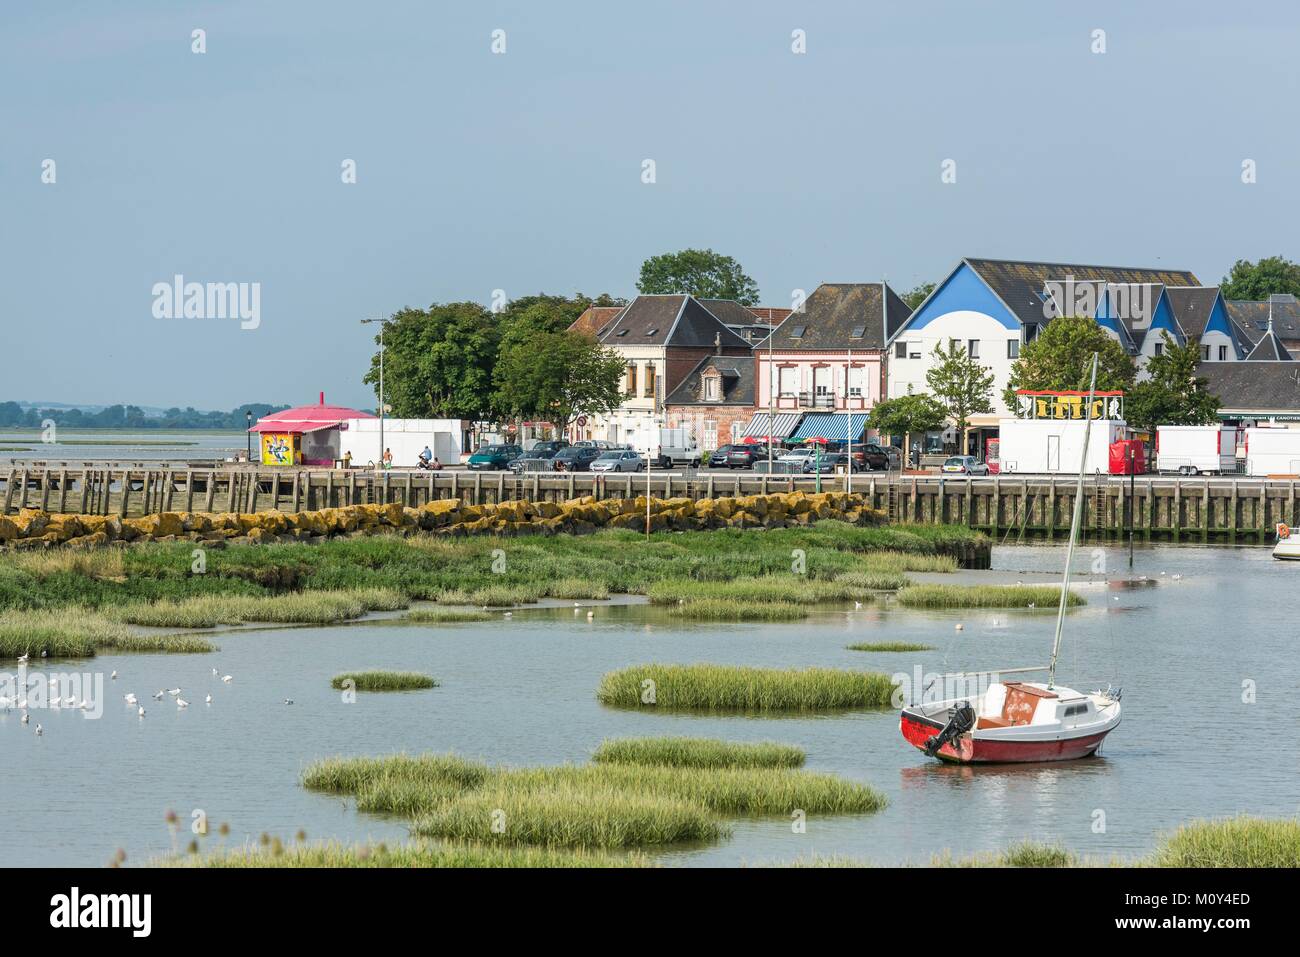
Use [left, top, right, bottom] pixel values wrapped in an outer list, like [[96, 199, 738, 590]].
[[900, 709, 1112, 764]]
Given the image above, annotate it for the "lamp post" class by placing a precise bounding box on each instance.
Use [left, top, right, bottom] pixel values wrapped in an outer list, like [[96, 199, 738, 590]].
[[245, 410, 252, 462], [361, 316, 392, 470]]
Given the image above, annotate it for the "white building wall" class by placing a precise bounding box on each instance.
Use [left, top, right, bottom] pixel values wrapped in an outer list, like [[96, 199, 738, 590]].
[[887, 310, 1020, 418]]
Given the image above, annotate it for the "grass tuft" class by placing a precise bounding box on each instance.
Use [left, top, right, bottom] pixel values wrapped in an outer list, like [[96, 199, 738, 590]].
[[847, 641, 934, 652], [596, 663, 896, 712], [404, 608, 494, 624], [1148, 816, 1300, 868], [592, 737, 805, 769], [896, 584, 1083, 609], [331, 670, 438, 692]]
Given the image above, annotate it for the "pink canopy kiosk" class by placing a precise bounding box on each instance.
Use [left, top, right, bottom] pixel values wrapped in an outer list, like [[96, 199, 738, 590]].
[[248, 393, 375, 466]]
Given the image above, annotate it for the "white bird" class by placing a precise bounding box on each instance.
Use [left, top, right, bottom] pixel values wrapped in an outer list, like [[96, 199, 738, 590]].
[[955, 623, 964, 631], [21, 712, 29, 724], [205, 694, 212, 705], [221, 675, 232, 684], [503, 612, 512, 619], [573, 602, 580, 607], [152, 691, 164, 700], [167, 688, 181, 697], [283, 698, 294, 705], [212, 668, 219, 676], [854, 601, 863, 610], [176, 698, 188, 709], [1028, 602, 1036, 609], [137, 706, 145, 717], [1172, 574, 1183, 580], [34, 724, 42, 736], [124, 693, 137, 705], [110, 670, 118, 680], [17, 653, 28, 663], [78, 699, 89, 710], [1113, 596, 1120, 602], [586, 611, 594, 620]]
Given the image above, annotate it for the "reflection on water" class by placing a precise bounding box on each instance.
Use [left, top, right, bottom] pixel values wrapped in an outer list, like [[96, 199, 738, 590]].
[[0, 543, 1293, 867]]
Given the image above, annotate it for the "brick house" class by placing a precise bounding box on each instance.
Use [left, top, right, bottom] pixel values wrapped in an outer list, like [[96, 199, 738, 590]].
[[664, 351, 756, 451]]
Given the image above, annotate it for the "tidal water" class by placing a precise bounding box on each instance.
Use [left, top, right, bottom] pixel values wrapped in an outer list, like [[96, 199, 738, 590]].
[[2, 543, 1294, 867], [0, 429, 245, 465]]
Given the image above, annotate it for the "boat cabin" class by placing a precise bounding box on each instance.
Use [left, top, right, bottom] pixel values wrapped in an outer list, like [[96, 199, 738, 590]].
[[974, 682, 1090, 729]]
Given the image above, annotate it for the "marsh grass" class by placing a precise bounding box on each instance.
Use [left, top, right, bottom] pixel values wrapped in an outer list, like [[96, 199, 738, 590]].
[[833, 571, 911, 591], [669, 599, 809, 622], [545, 578, 610, 600], [302, 753, 490, 796], [596, 663, 897, 712], [896, 584, 1083, 609], [111, 588, 407, 628], [847, 641, 935, 652], [166, 840, 650, 868], [1148, 816, 1300, 867], [8, 549, 125, 581], [0, 607, 215, 658], [591, 737, 805, 769], [404, 608, 493, 624], [331, 670, 438, 692], [932, 842, 1078, 867], [647, 575, 874, 606]]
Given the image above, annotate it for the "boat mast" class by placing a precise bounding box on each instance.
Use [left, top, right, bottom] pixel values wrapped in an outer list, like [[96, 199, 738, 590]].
[[1047, 353, 1099, 690]]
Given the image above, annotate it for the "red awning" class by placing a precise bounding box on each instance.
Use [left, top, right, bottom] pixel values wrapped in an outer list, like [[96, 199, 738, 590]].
[[249, 396, 375, 434]]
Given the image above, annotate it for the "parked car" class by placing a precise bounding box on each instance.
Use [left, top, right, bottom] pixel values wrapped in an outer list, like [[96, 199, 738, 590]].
[[803, 453, 866, 474], [550, 446, 603, 472], [941, 455, 989, 476], [525, 439, 570, 456], [510, 446, 563, 474], [590, 449, 645, 473], [725, 444, 773, 469], [707, 445, 741, 468], [467, 444, 523, 471], [574, 440, 624, 451], [858, 443, 893, 471], [777, 447, 822, 466]]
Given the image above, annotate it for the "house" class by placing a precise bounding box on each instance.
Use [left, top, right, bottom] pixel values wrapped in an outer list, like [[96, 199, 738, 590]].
[[1199, 359, 1300, 428], [747, 282, 910, 445], [1225, 295, 1300, 356], [576, 295, 752, 448], [663, 351, 755, 451], [567, 305, 624, 340], [886, 258, 1200, 456], [1075, 282, 1243, 366]]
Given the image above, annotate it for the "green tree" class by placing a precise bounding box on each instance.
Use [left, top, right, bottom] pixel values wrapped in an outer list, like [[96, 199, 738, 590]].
[[500, 293, 626, 334], [493, 330, 626, 436], [363, 302, 502, 419], [1003, 315, 1136, 409], [868, 393, 948, 463], [637, 249, 760, 304], [1219, 256, 1300, 301], [1125, 333, 1221, 434], [925, 340, 994, 443], [902, 282, 935, 310]]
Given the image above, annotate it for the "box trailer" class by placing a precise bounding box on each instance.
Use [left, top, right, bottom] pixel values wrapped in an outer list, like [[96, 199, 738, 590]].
[[1154, 425, 1237, 475], [1245, 427, 1300, 477], [630, 427, 702, 468], [340, 418, 463, 468], [996, 418, 1125, 475]]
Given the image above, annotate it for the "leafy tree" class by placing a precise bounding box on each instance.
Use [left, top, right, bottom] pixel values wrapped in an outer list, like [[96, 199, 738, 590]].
[[1125, 333, 1221, 434], [500, 293, 626, 334], [902, 282, 935, 310], [925, 340, 994, 441], [1219, 256, 1300, 301], [363, 302, 502, 419], [493, 330, 626, 435], [868, 393, 948, 463], [637, 249, 759, 304], [1003, 315, 1136, 409]]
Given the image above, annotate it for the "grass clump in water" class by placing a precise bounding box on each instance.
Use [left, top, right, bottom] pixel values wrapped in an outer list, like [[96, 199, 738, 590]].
[[545, 578, 610, 600], [592, 737, 805, 769], [669, 599, 808, 622], [331, 670, 438, 692], [404, 608, 493, 624], [847, 641, 934, 652], [932, 842, 1078, 867], [1148, 816, 1300, 867], [896, 584, 1082, 609], [647, 574, 873, 606], [111, 588, 406, 628], [596, 663, 896, 712], [168, 840, 650, 868], [0, 607, 215, 658]]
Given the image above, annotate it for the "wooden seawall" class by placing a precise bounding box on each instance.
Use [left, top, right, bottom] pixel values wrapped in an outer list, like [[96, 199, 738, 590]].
[[0, 466, 1290, 544]]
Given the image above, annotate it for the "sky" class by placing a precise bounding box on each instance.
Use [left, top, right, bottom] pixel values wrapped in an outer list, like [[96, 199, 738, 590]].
[[4, 1, 1299, 412]]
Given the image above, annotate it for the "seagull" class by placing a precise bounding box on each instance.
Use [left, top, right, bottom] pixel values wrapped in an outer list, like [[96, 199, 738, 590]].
[[1172, 574, 1183, 580], [221, 675, 232, 684], [212, 668, 219, 676], [124, 693, 137, 705], [167, 688, 181, 697], [205, 694, 212, 705], [21, 713, 29, 724], [152, 691, 164, 700], [34, 724, 42, 736], [17, 652, 29, 663], [503, 612, 512, 619], [955, 623, 964, 631], [110, 671, 118, 680], [137, 706, 145, 717], [176, 697, 188, 709], [586, 611, 594, 620], [1028, 602, 1036, 609], [854, 601, 863, 610], [283, 698, 294, 706]]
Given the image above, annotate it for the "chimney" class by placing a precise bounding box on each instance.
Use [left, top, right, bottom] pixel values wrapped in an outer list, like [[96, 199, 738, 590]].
[[320, 391, 325, 405], [714, 331, 721, 355]]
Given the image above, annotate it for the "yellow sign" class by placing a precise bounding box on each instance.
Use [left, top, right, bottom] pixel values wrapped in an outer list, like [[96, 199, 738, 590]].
[[261, 432, 301, 466], [1020, 393, 1124, 421]]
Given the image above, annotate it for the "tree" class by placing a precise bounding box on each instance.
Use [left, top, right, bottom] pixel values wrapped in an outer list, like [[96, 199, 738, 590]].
[[902, 282, 935, 310], [1219, 256, 1300, 301], [1125, 333, 1221, 434], [363, 302, 502, 419], [500, 292, 626, 334], [868, 393, 948, 464], [925, 340, 994, 446], [493, 330, 626, 436], [1003, 315, 1136, 410], [637, 249, 759, 304]]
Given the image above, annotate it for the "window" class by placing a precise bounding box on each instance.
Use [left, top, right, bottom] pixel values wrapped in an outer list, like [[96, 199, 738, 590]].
[[703, 418, 717, 450], [778, 366, 798, 398], [645, 328, 658, 337], [1219, 345, 1228, 361], [850, 325, 865, 338], [848, 365, 865, 399], [704, 376, 720, 400], [1153, 342, 1164, 357], [643, 363, 656, 398], [1007, 339, 1020, 359], [908, 348, 921, 359], [895, 341, 907, 359], [790, 325, 807, 339], [616, 329, 629, 337], [1024, 323, 1039, 342], [625, 363, 637, 396], [967, 339, 980, 359], [1202, 344, 1211, 360]]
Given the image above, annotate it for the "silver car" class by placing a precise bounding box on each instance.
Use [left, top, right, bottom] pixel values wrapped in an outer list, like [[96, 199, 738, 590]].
[[590, 449, 645, 473]]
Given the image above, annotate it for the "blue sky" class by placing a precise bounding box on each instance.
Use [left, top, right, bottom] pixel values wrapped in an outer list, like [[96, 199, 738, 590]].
[[4, 1, 1298, 411]]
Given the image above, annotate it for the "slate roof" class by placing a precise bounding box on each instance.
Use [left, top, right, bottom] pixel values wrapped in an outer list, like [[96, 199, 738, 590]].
[[1246, 327, 1293, 360], [598, 295, 751, 349], [1044, 280, 1164, 350], [567, 306, 624, 339], [1163, 287, 1220, 338], [961, 257, 1200, 327], [753, 283, 910, 352], [698, 299, 765, 328], [1198, 361, 1300, 412], [664, 354, 755, 407], [1225, 297, 1300, 346]]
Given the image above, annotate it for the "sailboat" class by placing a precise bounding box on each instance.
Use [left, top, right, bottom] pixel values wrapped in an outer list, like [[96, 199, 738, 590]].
[[899, 355, 1122, 763]]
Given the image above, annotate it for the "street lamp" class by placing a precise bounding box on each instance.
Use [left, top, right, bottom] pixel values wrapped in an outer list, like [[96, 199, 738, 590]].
[[361, 316, 392, 470], [245, 410, 253, 462]]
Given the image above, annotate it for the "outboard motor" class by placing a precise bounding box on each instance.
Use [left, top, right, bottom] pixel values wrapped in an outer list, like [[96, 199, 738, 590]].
[[924, 702, 976, 757]]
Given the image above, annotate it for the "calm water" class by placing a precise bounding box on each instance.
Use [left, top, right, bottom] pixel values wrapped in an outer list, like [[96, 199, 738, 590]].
[[0, 430, 246, 465], [2, 543, 1295, 867]]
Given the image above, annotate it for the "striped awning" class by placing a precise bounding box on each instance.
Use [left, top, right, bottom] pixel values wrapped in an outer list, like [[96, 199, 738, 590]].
[[789, 413, 871, 443], [741, 412, 804, 439]]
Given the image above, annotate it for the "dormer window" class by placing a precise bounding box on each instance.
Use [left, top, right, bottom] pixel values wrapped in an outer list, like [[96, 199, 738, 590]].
[[645, 328, 659, 337], [790, 325, 806, 339], [705, 377, 720, 400], [616, 329, 629, 337], [850, 325, 865, 338]]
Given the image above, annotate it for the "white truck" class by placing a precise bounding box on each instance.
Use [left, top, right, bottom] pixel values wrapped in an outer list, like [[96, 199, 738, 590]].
[[996, 417, 1124, 475], [1245, 427, 1300, 477], [1155, 425, 1237, 475], [635, 427, 702, 469]]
